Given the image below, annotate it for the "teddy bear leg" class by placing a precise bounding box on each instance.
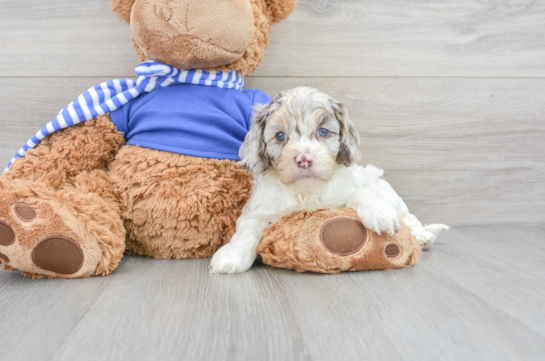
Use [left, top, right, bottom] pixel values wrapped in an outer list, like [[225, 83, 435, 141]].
[[109, 147, 251, 259], [0, 115, 126, 278], [257, 209, 420, 273]]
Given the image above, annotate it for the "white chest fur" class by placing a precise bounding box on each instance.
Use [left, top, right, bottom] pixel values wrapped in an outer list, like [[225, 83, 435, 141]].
[[246, 164, 386, 224]]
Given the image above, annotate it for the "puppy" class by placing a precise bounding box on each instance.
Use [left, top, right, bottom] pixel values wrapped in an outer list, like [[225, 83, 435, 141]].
[[210, 87, 448, 274]]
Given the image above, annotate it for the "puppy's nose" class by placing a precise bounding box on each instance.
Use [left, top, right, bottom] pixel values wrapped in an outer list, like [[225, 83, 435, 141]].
[[295, 153, 313, 169]]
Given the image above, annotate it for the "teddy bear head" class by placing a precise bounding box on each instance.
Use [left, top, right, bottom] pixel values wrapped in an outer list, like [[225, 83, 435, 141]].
[[111, 0, 297, 76]]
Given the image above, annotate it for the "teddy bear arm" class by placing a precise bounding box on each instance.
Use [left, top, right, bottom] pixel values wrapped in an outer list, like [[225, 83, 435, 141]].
[[6, 114, 125, 187]]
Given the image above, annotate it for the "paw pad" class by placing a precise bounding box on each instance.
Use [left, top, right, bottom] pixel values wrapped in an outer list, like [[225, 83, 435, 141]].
[[0, 252, 9, 263], [385, 244, 400, 258], [14, 204, 36, 222], [0, 221, 16, 245], [320, 217, 367, 256], [32, 236, 84, 274]]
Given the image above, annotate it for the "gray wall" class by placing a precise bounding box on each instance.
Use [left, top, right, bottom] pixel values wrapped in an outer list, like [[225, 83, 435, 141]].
[[1, 0, 544, 226]]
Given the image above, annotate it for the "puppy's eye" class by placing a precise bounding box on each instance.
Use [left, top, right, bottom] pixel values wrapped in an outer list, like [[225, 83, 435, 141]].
[[275, 132, 286, 142], [318, 128, 329, 137]]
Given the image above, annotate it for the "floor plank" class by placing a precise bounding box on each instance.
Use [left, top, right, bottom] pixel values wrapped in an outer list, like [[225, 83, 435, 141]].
[[0, 225, 544, 361], [1, 76, 543, 226], [49, 259, 310, 361], [0, 271, 113, 360], [1, 0, 545, 77], [429, 225, 545, 337]]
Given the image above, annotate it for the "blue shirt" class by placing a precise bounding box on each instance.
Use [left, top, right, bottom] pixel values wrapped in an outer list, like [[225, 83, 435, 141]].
[[110, 83, 271, 160]]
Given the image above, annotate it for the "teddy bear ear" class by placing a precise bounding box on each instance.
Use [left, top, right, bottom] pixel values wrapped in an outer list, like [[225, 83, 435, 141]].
[[265, 0, 299, 23], [111, 0, 137, 24]]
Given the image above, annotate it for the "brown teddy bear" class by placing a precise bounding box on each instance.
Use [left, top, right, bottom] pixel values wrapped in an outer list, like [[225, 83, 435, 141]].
[[0, 0, 297, 278], [0, 0, 428, 279]]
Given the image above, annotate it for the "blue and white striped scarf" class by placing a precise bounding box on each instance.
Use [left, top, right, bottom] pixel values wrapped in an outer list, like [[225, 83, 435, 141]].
[[5, 61, 244, 172]]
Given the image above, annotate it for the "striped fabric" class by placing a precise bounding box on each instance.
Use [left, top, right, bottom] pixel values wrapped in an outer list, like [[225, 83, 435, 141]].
[[4, 61, 243, 172]]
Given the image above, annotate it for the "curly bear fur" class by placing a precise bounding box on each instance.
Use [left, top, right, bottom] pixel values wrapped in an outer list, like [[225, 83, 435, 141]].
[[109, 146, 252, 259]]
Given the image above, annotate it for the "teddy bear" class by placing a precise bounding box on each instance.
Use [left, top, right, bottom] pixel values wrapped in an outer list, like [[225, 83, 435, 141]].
[[0, 0, 298, 278], [0, 0, 433, 279]]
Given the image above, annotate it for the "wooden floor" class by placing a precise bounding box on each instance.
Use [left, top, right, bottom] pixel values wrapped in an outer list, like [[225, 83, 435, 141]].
[[0, 224, 544, 361]]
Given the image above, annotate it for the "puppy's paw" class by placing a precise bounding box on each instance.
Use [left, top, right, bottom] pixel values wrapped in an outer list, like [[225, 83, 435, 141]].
[[412, 224, 450, 250], [209, 243, 257, 274], [358, 204, 401, 235]]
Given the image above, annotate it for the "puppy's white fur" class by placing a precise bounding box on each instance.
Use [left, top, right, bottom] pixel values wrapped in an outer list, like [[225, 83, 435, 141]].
[[210, 87, 448, 274]]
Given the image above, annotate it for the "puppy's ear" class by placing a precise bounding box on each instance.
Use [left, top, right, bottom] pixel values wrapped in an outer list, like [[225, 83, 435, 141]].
[[265, 0, 299, 23], [240, 92, 287, 173], [239, 104, 271, 174], [331, 102, 361, 166]]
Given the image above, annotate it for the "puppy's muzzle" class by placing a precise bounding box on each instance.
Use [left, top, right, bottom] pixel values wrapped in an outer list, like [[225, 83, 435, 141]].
[[295, 153, 313, 169]]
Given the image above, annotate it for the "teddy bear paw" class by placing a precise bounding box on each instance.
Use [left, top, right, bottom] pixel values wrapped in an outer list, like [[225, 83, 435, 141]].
[[0, 188, 103, 279]]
